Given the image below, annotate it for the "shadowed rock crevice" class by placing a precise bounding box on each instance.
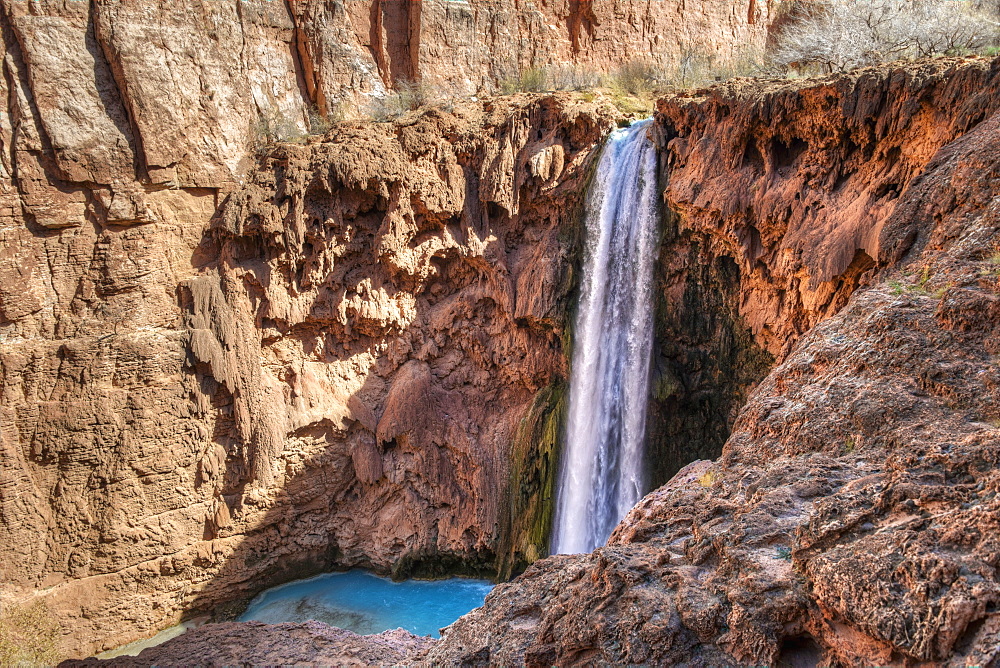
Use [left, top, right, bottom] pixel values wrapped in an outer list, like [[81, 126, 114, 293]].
[[645, 226, 774, 488]]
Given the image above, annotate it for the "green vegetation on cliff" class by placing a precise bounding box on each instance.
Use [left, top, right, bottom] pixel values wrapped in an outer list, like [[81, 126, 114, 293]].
[[496, 382, 567, 580]]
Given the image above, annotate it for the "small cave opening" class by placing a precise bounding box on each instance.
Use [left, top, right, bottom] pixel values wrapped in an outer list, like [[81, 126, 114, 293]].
[[771, 136, 809, 170], [776, 635, 823, 668], [643, 234, 775, 489], [742, 139, 766, 171]]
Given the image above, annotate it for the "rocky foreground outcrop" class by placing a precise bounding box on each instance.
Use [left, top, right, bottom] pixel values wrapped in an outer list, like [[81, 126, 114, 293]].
[[64, 622, 431, 667]]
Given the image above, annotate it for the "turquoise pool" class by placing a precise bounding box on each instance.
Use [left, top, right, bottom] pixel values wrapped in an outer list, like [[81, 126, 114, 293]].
[[237, 569, 494, 638]]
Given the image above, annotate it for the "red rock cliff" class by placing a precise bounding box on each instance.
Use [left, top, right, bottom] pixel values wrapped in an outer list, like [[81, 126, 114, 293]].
[[423, 56, 1000, 667], [0, 0, 770, 657]]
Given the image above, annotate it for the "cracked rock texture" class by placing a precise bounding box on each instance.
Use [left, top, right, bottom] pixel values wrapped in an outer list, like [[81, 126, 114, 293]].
[[10, 0, 1000, 666], [61, 622, 433, 667]]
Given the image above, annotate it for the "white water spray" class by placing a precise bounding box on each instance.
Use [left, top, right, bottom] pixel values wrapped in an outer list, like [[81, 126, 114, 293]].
[[552, 119, 659, 555]]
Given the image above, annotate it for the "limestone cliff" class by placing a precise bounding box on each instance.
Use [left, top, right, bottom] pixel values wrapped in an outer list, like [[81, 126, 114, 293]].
[[14, 1, 1000, 666]]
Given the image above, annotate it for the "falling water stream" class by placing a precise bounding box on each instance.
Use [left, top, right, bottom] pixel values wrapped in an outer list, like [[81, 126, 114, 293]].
[[552, 119, 659, 555]]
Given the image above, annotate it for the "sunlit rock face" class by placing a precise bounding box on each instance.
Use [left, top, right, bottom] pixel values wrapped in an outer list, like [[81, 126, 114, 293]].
[[2, 0, 771, 656], [0, 2, 626, 651], [63, 55, 1000, 668]]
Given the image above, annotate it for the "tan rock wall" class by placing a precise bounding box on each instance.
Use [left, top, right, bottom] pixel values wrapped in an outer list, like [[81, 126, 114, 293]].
[[0, 89, 616, 657]]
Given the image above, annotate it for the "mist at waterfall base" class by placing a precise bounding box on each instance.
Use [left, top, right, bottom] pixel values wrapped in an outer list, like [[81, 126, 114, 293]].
[[237, 570, 493, 637], [552, 119, 659, 555]]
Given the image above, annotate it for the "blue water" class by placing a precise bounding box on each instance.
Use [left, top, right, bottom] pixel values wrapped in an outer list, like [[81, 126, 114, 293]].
[[237, 570, 493, 638]]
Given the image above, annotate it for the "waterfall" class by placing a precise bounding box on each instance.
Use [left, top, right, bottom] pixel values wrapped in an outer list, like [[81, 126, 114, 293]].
[[552, 119, 659, 555]]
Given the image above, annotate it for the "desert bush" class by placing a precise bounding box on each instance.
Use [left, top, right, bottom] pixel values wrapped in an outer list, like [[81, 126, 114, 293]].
[[910, 0, 999, 55], [773, 0, 999, 73], [520, 67, 548, 92], [307, 107, 332, 135], [549, 64, 603, 91], [260, 109, 307, 142], [251, 107, 308, 153], [364, 79, 436, 121], [364, 94, 403, 122], [672, 47, 720, 88], [307, 103, 347, 135], [606, 60, 662, 94], [0, 600, 62, 667], [395, 78, 434, 111], [500, 67, 549, 94]]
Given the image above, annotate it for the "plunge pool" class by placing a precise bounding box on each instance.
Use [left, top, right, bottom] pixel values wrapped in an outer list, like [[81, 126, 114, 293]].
[[237, 569, 494, 638]]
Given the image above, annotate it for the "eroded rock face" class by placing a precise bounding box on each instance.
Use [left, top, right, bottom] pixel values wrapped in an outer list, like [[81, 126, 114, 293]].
[[423, 57, 1000, 667], [61, 622, 433, 667], [0, 0, 775, 658], [0, 85, 620, 656]]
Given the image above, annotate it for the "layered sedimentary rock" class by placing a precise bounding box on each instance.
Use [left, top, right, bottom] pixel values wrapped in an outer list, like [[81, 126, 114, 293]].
[[405, 0, 770, 96], [423, 56, 1000, 667], [12, 0, 1000, 665]]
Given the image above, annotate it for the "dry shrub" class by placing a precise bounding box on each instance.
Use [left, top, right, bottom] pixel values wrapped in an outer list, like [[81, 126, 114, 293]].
[[500, 67, 549, 94], [606, 60, 663, 94], [364, 78, 435, 121], [395, 78, 434, 111], [773, 0, 999, 73], [549, 64, 603, 91]]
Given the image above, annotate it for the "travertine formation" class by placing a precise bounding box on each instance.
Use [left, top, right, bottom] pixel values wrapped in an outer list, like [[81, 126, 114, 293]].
[[1, 85, 622, 656], [9, 0, 1000, 665], [422, 56, 1000, 667]]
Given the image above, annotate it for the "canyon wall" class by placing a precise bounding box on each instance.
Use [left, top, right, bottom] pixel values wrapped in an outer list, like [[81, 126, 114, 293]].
[[424, 56, 1000, 667], [0, 83, 619, 655], [0, 0, 775, 657]]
